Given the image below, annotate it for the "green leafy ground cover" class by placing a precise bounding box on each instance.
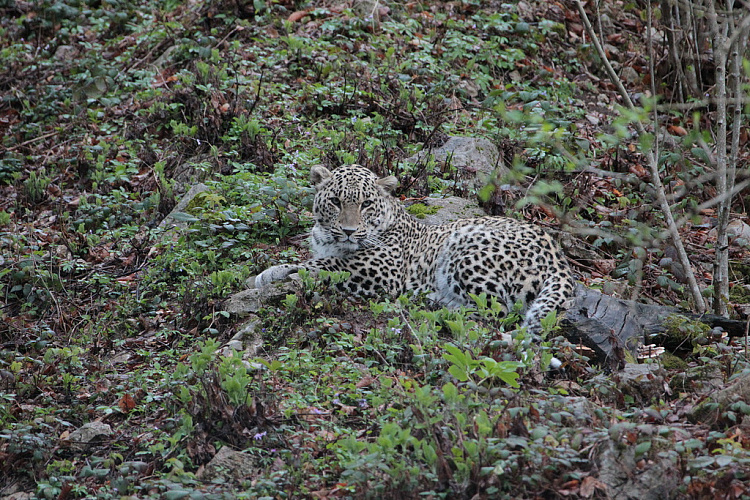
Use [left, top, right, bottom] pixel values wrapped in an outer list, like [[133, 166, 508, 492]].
[[1, 0, 749, 498]]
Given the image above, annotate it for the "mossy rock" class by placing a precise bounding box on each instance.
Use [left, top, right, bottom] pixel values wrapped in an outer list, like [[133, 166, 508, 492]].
[[728, 281, 750, 303], [660, 352, 688, 370], [406, 202, 441, 219], [661, 314, 711, 344]]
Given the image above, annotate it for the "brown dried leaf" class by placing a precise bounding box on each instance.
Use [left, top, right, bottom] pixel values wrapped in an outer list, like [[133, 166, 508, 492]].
[[667, 124, 688, 136], [288, 10, 308, 22], [118, 393, 136, 413], [580, 476, 607, 497], [356, 375, 376, 389], [629, 163, 648, 178]]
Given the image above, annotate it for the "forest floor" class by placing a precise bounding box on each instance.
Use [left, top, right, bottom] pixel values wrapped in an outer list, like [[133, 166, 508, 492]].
[[1, 0, 750, 498]]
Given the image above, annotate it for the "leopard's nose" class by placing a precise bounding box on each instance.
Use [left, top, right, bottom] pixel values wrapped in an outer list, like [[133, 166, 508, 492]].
[[342, 227, 356, 237]]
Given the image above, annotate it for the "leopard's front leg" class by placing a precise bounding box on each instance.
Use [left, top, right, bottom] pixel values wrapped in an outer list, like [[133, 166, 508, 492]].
[[252, 253, 404, 298], [251, 263, 304, 288]]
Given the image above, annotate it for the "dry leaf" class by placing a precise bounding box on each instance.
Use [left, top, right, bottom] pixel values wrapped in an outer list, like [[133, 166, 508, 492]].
[[356, 375, 376, 389], [629, 163, 648, 178], [667, 124, 688, 136], [580, 476, 606, 497], [118, 393, 136, 413], [288, 10, 308, 22]]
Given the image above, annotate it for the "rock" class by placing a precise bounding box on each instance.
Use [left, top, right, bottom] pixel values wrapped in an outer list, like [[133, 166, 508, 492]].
[[405, 136, 508, 189], [689, 372, 750, 424], [217, 318, 264, 360], [224, 288, 270, 315], [119, 461, 150, 474], [603, 43, 620, 61], [620, 66, 641, 85], [727, 219, 750, 245], [456, 79, 480, 98], [595, 439, 681, 500], [410, 196, 485, 225], [148, 183, 210, 259], [152, 45, 177, 69], [708, 219, 750, 248], [1, 492, 35, 500], [198, 446, 258, 483], [235, 318, 264, 356], [225, 280, 300, 315], [616, 363, 669, 404], [548, 229, 600, 261], [225, 339, 244, 352], [54, 45, 76, 61], [644, 27, 666, 44], [658, 245, 687, 283], [157, 183, 209, 231], [516, 1, 533, 19], [585, 113, 600, 125], [65, 421, 113, 451]]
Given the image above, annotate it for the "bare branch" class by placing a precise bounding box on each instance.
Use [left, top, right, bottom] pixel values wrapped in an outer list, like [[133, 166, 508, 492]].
[[575, 0, 707, 312]]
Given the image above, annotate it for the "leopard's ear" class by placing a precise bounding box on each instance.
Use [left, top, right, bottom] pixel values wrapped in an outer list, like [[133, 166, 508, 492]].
[[310, 165, 333, 189], [377, 175, 399, 193]]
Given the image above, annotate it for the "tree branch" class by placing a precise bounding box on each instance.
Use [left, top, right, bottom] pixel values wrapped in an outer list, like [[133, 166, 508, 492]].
[[575, 0, 707, 312]]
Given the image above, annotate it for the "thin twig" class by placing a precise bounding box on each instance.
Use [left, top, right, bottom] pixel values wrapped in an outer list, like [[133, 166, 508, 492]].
[[575, 0, 707, 312]]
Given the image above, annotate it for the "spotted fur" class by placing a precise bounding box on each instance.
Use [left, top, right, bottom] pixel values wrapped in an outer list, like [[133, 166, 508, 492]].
[[254, 164, 575, 334]]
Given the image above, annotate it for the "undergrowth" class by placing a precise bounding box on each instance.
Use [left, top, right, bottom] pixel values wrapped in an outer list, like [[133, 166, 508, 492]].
[[1, 0, 749, 498]]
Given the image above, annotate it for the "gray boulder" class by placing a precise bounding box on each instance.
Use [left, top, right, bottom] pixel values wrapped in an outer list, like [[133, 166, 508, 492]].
[[406, 136, 508, 188]]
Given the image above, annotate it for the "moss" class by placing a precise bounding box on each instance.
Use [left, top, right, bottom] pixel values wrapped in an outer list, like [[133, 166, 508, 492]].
[[729, 281, 750, 303], [406, 203, 441, 219], [731, 262, 750, 285], [660, 352, 688, 370], [662, 314, 711, 344]]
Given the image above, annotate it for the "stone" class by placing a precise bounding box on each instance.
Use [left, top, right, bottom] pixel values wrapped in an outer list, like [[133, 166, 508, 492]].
[[405, 136, 508, 189], [198, 446, 257, 483], [410, 196, 485, 225], [708, 219, 750, 248], [158, 183, 209, 231], [65, 421, 113, 451], [595, 440, 681, 500], [217, 318, 264, 360], [616, 363, 669, 404], [54, 45, 76, 61], [119, 461, 150, 474], [226, 279, 300, 315], [603, 43, 620, 60], [689, 372, 750, 424], [548, 229, 601, 261], [620, 66, 641, 85], [148, 183, 210, 259], [456, 79, 480, 98]]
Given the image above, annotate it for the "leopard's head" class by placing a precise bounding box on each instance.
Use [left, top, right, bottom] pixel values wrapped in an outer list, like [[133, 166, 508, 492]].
[[309, 164, 399, 257]]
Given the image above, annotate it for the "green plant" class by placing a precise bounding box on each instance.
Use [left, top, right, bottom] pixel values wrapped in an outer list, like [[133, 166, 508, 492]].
[[443, 343, 523, 389]]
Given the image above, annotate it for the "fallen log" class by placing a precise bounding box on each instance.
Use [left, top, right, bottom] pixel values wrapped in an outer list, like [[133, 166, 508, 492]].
[[561, 284, 747, 368]]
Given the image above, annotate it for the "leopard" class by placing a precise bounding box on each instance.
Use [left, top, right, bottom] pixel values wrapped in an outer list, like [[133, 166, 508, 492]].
[[253, 164, 575, 335]]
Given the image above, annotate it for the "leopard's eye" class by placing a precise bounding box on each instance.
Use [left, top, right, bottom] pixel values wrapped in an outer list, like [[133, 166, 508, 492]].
[[361, 200, 373, 208], [330, 197, 341, 208]]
